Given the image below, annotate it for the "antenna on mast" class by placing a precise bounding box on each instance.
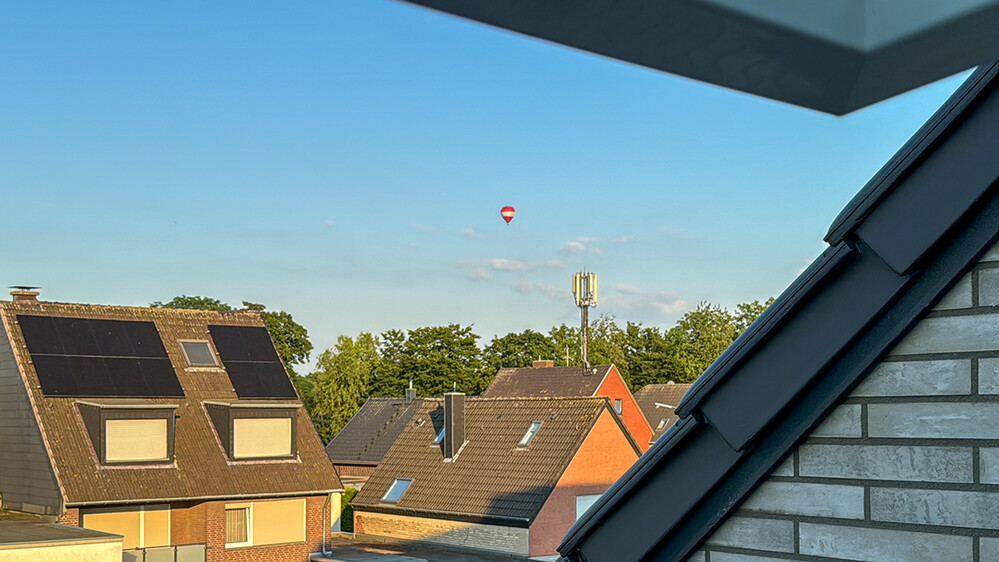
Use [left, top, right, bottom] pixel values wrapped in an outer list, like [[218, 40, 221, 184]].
[[572, 271, 598, 369]]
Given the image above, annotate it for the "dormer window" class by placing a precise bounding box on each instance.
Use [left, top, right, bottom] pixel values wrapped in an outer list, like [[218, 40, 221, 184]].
[[517, 421, 542, 448], [78, 401, 177, 465], [434, 427, 445, 444], [179, 340, 218, 367], [382, 478, 412, 503], [205, 401, 298, 461]]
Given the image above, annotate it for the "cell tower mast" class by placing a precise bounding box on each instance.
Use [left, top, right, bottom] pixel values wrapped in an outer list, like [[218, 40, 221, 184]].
[[572, 271, 598, 368]]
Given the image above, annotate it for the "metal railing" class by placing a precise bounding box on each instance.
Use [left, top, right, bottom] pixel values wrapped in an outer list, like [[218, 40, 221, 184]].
[[122, 543, 206, 562]]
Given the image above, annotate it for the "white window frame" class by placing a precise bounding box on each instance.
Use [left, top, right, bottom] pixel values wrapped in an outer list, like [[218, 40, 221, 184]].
[[517, 421, 542, 448], [381, 478, 412, 503], [178, 339, 219, 367], [224, 503, 252, 548], [614, 399, 623, 414], [576, 494, 603, 521]]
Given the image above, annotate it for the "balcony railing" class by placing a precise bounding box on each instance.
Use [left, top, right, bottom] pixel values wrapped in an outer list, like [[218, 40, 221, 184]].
[[122, 544, 206, 562]]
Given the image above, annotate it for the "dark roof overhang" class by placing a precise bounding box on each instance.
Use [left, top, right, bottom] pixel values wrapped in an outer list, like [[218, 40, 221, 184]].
[[560, 62, 999, 561]]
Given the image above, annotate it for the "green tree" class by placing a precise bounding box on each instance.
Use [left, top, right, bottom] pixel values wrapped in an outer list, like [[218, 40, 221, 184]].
[[151, 295, 234, 312], [546, 324, 581, 367], [311, 333, 378, 442], [482, 329, 560, 373], [371, 324, 485, 397], [622, 322, 679, 390]]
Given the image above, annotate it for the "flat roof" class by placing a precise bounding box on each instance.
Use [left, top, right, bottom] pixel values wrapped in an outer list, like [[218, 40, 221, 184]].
[[0, 513, 121, 549]]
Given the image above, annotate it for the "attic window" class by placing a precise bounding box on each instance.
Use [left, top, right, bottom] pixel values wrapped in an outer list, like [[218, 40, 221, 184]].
[[77, 401, 177, 465], [614, 399, 623, 414], [179, 340, 217, 367], [434, 428, 445, 444], [382, 478, 412, 503], [204, 401, 299, 461], [657, 419, 667, 430], [517, 421, 542, 448]]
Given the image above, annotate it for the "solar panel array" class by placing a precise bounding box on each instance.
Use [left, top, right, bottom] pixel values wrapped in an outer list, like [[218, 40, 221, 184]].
[[17, 315, 184, 397], [208, 325, 297, 399]]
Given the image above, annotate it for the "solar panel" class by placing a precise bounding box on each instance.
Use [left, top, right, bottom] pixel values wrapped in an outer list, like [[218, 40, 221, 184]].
[[17, 315, 184, 398], [209, 325, 297, 399]]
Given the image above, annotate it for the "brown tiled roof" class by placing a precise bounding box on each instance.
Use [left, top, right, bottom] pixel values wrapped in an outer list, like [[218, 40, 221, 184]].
[[481, 365, 613, 398], [0, 301, 341, 506], [326, 397, 424, 465], [352, 397, 637, 525], [633, 383, 692, 442]]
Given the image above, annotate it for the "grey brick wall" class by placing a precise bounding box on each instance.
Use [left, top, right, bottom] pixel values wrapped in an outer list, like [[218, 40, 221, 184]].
[[688, 241, 999, 562]]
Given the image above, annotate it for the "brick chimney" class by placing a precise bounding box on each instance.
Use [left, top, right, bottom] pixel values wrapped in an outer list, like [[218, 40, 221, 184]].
[[405, 380, 416, 404], [10, 287, 40, 303], [443, 392, 465, 461], [533, 359, 555, 368]]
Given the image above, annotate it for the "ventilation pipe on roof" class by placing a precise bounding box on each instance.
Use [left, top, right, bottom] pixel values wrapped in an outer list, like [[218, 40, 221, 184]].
[[443, 392, 465, 461], [9, 286, 40, 303], [405, 380, 416, 404]]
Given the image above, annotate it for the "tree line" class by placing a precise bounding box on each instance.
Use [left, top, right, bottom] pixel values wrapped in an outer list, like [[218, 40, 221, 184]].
[[153, 295, 772, 442]]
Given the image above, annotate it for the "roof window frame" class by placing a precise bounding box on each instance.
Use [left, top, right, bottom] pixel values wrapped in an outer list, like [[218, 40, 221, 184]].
[[381, 478, 412, 503], [517, 421, 543, 448], [178, 339, 220, 368]]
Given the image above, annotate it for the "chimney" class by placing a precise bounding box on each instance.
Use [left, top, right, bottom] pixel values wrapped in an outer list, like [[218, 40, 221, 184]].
[[533, 359, 555, 368], [405, 380, 416, 404], [9, 287, 40, 303], [443, 392, 465, 461]]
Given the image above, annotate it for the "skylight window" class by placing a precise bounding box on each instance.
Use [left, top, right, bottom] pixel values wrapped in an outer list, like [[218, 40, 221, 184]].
[[517, 421, 542, 448], [657, 419, 667, 430], [434, 428, 445, 444], [179, 340, 217, 367], [382, 478, 412, 503]]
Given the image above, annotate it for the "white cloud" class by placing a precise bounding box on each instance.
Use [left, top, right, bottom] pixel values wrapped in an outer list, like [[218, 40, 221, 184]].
[[489, 258, 529, 271], [590, 247, 604, 257], [614, 235, 633, 243], [578, 236, 598, 244], [514, 281, 565, 300], [659, 227, 696, 239], [466, 268, 490, 280], [460, 258, 563, 280], [462, 229, 481, 239], [606, 284, 690, 315], [323, 219, 336, 228], [412, 223, 437, 233], [559, 241, 586, 254]]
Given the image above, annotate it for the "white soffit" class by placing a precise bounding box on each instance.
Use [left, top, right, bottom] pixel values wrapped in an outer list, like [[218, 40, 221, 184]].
[[398, 0, 999, 114]]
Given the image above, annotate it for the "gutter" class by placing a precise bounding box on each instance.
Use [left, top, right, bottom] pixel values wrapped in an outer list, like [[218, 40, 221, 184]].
[[66, 488, 344, 507]]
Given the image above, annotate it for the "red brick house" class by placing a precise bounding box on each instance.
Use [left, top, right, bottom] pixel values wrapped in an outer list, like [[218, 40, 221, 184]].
[[483, 361, 653, 451], [0, 293, 342, 561], [351, 393, 641, 558]]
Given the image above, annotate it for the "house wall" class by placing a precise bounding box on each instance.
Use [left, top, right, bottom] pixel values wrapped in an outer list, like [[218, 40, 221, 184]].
[[595, 367, 652, 451], [688, 243, 999, 562], [0, 312, 63, 516], [354, 511, 529, 556], [531, 409, 641, 557], [67, 494, 331, 561], [0, 539, 122, 562]]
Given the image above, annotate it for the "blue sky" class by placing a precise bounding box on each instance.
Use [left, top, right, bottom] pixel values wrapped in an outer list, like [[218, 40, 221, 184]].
[[0, 1, 972, 366]]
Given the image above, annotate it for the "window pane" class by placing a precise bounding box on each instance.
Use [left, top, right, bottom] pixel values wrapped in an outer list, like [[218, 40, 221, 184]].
[[382, 479, 411, 502], [253, 499, 306, 545], [232, 417, 292, 458], [615, 399, 622, 414], [576, 494, 603, 520], [226, 508, 248, 545], [105, 419, 168, 462], [181, 341, 217, 366], [518, 421, 542, 447]]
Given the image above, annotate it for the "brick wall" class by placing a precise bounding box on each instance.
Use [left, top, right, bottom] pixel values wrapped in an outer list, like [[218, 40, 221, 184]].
[[595, 366, 652, 451], [688, 242, 999, 562], [531, 409, 639, 557], [354, 511, 529, 556], [58, 508, 79, 526], [204, 495, 329, 562]]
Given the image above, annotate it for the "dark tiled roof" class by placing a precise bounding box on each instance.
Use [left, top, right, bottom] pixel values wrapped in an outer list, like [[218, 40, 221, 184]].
[[326, 397, 424, 465], [560, 64, 999, 562], [633, 383, 691, 442], [0, 302, 341, 505], [352, 397, 633, 525], [482, 365, 612, 398]]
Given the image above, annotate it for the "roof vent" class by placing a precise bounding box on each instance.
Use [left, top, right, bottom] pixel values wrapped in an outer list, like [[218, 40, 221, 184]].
[[405, 380, 416, 404], [9, 286, 40, 303], [533, 359, 555, 368]]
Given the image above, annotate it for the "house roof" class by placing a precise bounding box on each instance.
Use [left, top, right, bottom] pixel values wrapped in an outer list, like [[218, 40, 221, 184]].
[[481, 365, 613, 398], [351, 396, 641, 526], [326, 396, 425, 465], [559, 62, 999, 561], [0, 301, 341, 506], [632, 383, 691, 442], [0, 512, 121, 548]]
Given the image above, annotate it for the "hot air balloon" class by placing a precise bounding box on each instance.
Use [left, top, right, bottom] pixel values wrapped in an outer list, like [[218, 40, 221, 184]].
[[501, 206, 516, 225]]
